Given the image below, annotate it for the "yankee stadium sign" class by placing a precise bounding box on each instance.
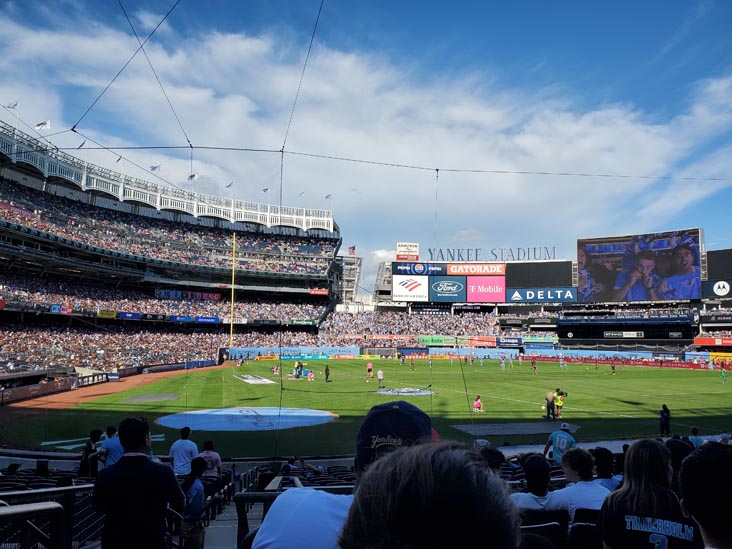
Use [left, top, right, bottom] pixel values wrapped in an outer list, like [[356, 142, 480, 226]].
[[428, 246, 556, 262]]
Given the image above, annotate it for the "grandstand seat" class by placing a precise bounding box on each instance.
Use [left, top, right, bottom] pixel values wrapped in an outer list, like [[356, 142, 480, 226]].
[[567, 522, 601, 549], [520, 509, 570, 534], [239, 525, 259, 549], [520, 522, 564, 549], [572, 508, 600, 524]]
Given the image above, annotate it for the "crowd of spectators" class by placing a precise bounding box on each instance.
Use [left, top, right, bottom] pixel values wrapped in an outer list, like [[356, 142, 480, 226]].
[[0, 179, 337, 274], [699, 330, 732, 337], [0, 274, 326, 321], [320, 311, 502, 337], [559, 307, 692, 319]]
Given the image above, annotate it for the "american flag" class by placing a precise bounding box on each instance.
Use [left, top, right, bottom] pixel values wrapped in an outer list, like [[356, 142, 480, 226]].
[[348, 245, 356, 256]]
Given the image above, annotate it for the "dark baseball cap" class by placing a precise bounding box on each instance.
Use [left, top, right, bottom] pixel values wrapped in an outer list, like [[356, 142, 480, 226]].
[[354, 401, 432, 473]]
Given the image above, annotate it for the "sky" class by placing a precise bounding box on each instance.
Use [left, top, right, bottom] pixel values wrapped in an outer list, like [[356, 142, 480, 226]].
[[1, 0, 731, 295]]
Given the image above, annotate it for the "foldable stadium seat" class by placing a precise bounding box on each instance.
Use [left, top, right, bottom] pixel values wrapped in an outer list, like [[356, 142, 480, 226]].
[[567, 523, 601, 549], [520, 509, 570, 534], [572, 508, 600, 525], [520, 522, 564, 549]]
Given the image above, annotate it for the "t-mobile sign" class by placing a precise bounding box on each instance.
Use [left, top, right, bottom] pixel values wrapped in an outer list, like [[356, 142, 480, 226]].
[[467, 276, 506, 302]]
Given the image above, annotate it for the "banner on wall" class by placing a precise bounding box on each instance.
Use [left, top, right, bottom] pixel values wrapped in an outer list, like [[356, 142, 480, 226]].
[[392, 275, 429, 302], [429, 276, 467, 302], [694, 337, 732, 347], [467, 276, 506, 302], [507, 288, 577, 303]]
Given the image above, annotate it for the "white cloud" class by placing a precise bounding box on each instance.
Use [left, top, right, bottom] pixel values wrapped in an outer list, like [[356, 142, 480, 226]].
[[0, 8, 731, 294]]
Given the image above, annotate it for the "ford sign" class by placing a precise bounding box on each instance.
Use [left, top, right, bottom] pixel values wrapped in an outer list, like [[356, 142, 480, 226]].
[[431, 280, 464, 292]]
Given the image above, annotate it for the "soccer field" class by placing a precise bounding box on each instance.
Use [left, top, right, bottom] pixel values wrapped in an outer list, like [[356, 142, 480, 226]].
[[5, 359, 730, 458]]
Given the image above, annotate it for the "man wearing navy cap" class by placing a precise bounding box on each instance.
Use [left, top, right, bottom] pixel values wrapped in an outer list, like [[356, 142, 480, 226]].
[[253, 401, 433, 549]]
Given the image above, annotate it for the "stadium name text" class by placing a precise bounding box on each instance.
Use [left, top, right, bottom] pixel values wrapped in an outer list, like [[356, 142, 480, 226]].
[[427, 247, 556, 262]]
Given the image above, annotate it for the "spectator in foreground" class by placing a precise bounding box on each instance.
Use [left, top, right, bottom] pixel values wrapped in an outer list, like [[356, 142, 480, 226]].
[[181, 457, 207, 549], [253, 401, 433, 549], [598, 439, 701, 549], [93, 417, 185, 549], [665, 438, 694, 498], [688, 427, 705, 449], [99, 426, 124, 468], [79, 429, 104, 478], [591, 446, 621, 491], [546, 447, 610, 523], [680, 443, 732, 549], [510, 454, 552, 510], [339, 442, 521, 549], [169, 426, 199, 476], [198, 440, 222, 478]]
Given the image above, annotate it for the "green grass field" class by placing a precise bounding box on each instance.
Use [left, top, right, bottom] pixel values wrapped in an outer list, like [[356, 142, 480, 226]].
[[5, 359, 730, 458]]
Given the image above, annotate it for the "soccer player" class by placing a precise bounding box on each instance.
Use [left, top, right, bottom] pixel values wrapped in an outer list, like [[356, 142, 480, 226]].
[[377, 368, 385, 389], [531, 358, 537, 375], [410, 358, 415, 371], [611, 361, 616, 376], [366, 362, 373, 380], [555, 392, 565, 418], [721, 366, 727, 385]]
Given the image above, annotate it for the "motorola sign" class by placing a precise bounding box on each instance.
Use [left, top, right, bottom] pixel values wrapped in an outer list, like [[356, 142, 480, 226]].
[[702, 280, 732, 299], [714, 281, 730, 296]]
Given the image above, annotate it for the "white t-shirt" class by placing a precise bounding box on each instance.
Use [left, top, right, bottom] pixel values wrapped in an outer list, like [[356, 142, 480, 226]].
[[510, 492, 554, 511], [253, 488, 354, 549], [545, 481, 610, 522], [169, 438, 199, 475]]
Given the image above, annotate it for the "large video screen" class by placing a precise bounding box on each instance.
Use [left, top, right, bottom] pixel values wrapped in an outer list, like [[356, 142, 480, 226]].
[[577, 228, 703, 303]]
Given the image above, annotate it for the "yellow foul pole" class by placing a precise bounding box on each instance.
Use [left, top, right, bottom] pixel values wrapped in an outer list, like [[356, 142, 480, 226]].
[[229, 233, 236, 348]]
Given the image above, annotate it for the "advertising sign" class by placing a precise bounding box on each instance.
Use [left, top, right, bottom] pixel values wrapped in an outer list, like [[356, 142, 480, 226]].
[[392, 262, 447, 276], [447, 263, 505, 275], [97, 309, 117, 319], [577, 228, 703, 303], [694, 337, 732, 347], [429, 276, 467, 302], [392, 275, 429, 302], [466, 276, 506, 302], [497, 337, 523, 347], [195, 316, 220, 324], [118, 312, 141, 320], [703, 280, 732, 299], [604, 331, 644, 339], [506, 288, 577, 303], [309, 289, 329, 296], [169, 315, 192, 323], [396, 242, 420, 261]]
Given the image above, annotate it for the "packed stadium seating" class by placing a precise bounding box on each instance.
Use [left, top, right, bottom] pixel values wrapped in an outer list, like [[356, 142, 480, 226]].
[[0, 178, 337, 274]]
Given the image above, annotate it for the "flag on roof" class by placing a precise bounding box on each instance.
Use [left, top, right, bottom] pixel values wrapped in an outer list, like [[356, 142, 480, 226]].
[[5, 101, 18, 109], [188, 173, 198, 181], [35, 120, 50, 130], [324, 193, 332, 199], [225, 181, 234, 188], [261, 187, 270, 193], [348, 245, 356, 255], [149, 164, 161, 172]]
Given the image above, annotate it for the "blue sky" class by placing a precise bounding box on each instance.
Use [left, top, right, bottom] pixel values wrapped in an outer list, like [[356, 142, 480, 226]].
[[1, 1, 731, 293]]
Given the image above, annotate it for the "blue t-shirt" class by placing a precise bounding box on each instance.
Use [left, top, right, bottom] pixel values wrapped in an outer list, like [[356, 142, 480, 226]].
[[613, 270, 661, 301], [184, 478, 205, 521], [100, 437, 124, 468], [548, 431, 576, 464], [659, 272, 701, 300]]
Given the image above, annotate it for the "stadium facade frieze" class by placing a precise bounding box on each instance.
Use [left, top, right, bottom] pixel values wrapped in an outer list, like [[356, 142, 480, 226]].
[[427, 247, 556, 262]]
